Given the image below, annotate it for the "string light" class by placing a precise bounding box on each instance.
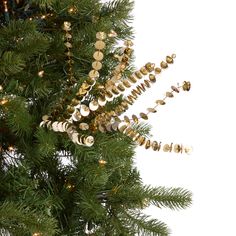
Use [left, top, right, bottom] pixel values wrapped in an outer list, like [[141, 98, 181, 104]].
[[8, 146, 15, 152], [0, 98, 8, 105], [99, 160, 107, 167], [38, 70, 44, 77]]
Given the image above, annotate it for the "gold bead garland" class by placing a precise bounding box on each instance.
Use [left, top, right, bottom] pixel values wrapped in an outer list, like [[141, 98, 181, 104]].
[[103, 54, 174, 108], [63, 21, 75, 84], [105, 40, 133, 90], [120, 82, 190, 125], [39, 28, 191, 153], [40, 120, 94, 147], [116, 124, 191, 154]]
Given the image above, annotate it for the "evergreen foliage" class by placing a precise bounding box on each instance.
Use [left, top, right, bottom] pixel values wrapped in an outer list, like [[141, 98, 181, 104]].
[[0, 0, 192, 235]]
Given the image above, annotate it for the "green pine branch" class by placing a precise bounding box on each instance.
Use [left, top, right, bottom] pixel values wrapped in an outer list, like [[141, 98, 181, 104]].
[[122, 210, 169, 236], [0, 201, 59, 236], [144, 186, 193, 210]]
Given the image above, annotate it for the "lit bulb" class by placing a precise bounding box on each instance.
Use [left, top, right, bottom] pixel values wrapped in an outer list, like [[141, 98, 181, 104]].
[[32, 233, 41, 236], [99, 160, 107, 166], [8, 146, 14, 152], [0, 85, 3, 92], [38, 70, 44, 77], [0, 98, 8, 105], [68, 7, 76, 13]]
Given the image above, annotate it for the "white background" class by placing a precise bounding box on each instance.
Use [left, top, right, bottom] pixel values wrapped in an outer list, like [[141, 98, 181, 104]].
[[131, 0, 236, 235]]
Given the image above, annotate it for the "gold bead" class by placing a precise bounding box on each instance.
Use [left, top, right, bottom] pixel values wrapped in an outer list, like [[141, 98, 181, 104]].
[[66, 105, 75, 114], [81, 82, 91, 90], [145, 62, 155, 72], [154, 67, 162, 74], [134, 71, 143, 79], [117, 83, 125, 92], [184, 146, 193, 154], [131, 89, 141, 97], [124, 115, 130, 124], [145, 140, 151, 149], [96, 32, 107, 40], [105, 91, 113, 101], [144, 80, 151, 88], [92, 61, 102, 70], [95, 40, 106, 50], [127, 95, 136, 103], [124, 47, 133, 56], [124, 40, 133, 47], [140, 112, 148, 120], [118, 122, 128, 133], [132, 114, 139, 124], [89, 100, 99, 111], [166, 56, 174, 64], [171, 54, 176, 59], [160, 61, 168, 69], [152, 141, 161, 151], [83, 136, 94, 147], [174, 144, 183, 153], [182, 81, 191, 91], [77, 87, 87, 96], [93, 51, 104, 61], [89, 70, 99, 78], [123, 80, 131, 88], [163, 144, 171, 152], [63, 21, 71, 31], [71, 98, 80, 106], [98, 97, 107, 107], [149, 74, 156, 83], [171, 86, 180, 93], [121, 101, 129, 109], [111, 86, 120, 95], [156, 100, 166, 105], [135, 86, 143, 95], [166, 92, 174, 98], [65, 32, 72, 39], [137, 136, 146, 146], [140, 67, 148, 75], [111, 122, 119, 131], [147, 108, 157, 113], [64, 42, 72, 48], [80, 104, 90, 117], [128, 75, 137, 83], [79, 123, 89, 130]]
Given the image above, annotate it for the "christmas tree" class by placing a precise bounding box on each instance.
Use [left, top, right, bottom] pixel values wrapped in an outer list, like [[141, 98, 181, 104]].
[[0, 0, 192, 235]]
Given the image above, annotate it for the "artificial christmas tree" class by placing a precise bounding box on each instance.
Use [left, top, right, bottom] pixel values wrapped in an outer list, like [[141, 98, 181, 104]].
[[0, 0, 192, 235]]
